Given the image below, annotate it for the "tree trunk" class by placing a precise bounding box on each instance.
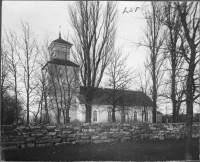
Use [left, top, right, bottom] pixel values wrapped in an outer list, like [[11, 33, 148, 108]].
[[0, 0, 2, 125], [121, 108, 125, 123], [66, 108, 70, 123], [176, 101, 181, 123], [85, 104, 92, 123], [62, 109, 66, 124], [50, 68, 60, 124], [85, 88, 94, 123], [39, 97, 43, 124], [142, 109, 144, 123], [185, 47, 195, 159], [171, 61, 176, 123], [66, 85, 71, 124], [57, 108, 61, 124], [167, 7, 179, 123], [14, 72, 18, 122], [142, 113, 143, 123], [1, 98, 4, 124], [185, 73, 194, 160], [42, 71, 49, 124], [152, 72, 157, 123], [27, 52, 30, 124], [152, 3, 157, 123], [27, 90, 29, 124], [56, 67, 64, 124], [176, 2, 198, 159], [170, 29, 178, 123], [44, 91, 49, 123], [112, 105, 116, 123]]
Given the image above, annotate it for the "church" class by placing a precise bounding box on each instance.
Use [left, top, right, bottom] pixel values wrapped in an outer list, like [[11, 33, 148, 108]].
[[42, 34, 153, 124]]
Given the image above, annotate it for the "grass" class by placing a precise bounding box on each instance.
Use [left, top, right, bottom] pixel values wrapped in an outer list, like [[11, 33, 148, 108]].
[[1, 138, 199, 161]]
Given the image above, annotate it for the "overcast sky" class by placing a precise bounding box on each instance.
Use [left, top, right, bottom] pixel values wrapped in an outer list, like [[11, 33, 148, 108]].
[[2, 1, 200, 115], [3, 1, 181, 114], [2, 1, 150, 69], [2, 1, 172, 114]]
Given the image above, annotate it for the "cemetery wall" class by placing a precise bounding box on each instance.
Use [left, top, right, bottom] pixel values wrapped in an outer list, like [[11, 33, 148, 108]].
[[1, 122, 199, 150]]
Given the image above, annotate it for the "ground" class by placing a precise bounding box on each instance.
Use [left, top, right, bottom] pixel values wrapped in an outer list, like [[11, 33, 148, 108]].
[[1, 139, 199, 161]]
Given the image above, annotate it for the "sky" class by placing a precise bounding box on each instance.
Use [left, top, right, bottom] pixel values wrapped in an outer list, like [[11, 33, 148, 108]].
[[2, 1, 149, 69], [3, 1, 191, 115]]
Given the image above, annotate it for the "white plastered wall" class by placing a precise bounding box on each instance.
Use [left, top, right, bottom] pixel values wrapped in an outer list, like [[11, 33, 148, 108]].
[[73, 103, 153, 123]]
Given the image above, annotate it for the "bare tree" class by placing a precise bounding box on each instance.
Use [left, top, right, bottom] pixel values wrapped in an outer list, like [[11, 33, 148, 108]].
[[159, 2, 187, 122], [63, 65, 79, 123], [36, 36, 52, 124], [47, 63, 79, 124], [68, 1, 118, 123], [174, 2, 200, 160], [1, 41, 11, 123], [34, 70, 48, 124], [0, 0, 2, 126], [136, 67, 152, 122], [42, 33, 80, 124], [104, 47, 136, 122], [16, 20, 40, 124], [142, 2, 166, 123], [47, 64, 62, 124], [4, 29, 21, 122]]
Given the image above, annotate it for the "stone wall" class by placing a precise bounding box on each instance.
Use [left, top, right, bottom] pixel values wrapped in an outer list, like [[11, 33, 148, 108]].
[[1, 122, 199, 150]]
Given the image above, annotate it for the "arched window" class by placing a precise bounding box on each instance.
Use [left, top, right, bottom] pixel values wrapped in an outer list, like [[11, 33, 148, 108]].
[[93, 110, 97, 122], [108, 112, 112, 122], [134, 111, 137, 121], [145, 112, 148, 122]]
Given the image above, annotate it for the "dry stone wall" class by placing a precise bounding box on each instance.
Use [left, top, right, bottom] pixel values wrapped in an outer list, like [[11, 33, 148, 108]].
[[1, 122, 199, 150]]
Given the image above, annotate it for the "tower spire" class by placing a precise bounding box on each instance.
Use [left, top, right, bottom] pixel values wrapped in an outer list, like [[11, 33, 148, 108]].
[[59, 26, 61, 39]]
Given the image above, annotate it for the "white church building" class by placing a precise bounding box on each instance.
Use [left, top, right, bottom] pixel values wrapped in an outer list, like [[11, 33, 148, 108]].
[[42, 35, 153, 124]]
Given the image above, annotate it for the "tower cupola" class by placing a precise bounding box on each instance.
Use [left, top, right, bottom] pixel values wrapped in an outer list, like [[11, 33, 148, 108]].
[[48, 32, 73, 60]]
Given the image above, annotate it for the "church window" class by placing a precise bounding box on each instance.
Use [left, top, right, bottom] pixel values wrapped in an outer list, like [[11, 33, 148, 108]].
[[93, 110, 97, 122], [134, 111, 137, 121]]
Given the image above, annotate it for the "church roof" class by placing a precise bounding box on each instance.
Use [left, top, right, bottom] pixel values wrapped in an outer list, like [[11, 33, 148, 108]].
[[157, 111, 163, 115], [41, 58, 79, 70], [49, 58, 79, 67], [78, 86, 153, 107], [52, 37, 73, 46]]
